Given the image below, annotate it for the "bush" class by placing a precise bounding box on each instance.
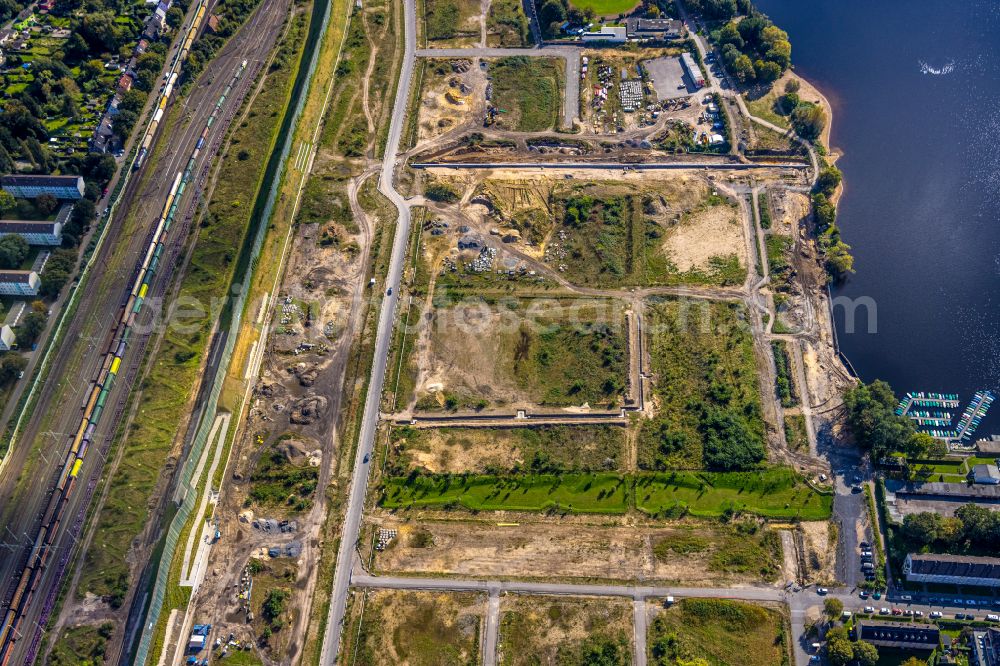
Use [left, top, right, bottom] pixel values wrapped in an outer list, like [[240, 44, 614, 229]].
[[425, 182, 459, 202]]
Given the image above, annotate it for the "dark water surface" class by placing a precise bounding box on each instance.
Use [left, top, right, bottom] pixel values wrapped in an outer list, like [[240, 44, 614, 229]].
[[753, 0, 1000, 435]]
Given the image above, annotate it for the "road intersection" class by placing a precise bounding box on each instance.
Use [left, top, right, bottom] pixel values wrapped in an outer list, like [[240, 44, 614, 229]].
[[313, 3, 965, 665]]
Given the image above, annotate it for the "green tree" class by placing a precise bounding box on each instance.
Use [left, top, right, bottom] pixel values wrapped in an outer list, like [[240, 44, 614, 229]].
[[0, 235, 29, 268], [791, 103, 826, 141], [815, 165, 843, 196], [0, 353, 27, 385], [853, 640, 879, 666], [166, 5, 184, 28], [825, 240, 854, 277], [755, 59, 782, 82], [16, 301, 47, 347], [902, 511, 943, 546], [843, 380, 923, 458], [732, 54, 755, 83], [0, 190, 14, 215], [261, 588, 290, 624], [823, 597, 844, 619], [538, 0, 566, 37], [826, 636, 854, 666], [35, 193, 58, 216]]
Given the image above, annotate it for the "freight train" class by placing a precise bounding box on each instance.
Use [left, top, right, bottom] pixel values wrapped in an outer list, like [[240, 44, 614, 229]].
[[134, 2, 208, 170], [0, 57, 247, 666]]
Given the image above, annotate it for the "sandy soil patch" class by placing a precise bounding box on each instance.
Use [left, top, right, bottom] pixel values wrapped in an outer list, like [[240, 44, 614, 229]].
[[373, 518, 779, 586], [769, 188, 810, 235], [660, 202, 745, 273], [416, 59, 485, 146], [392, 425, 625, 473], [412, 298, 627, 410], [801, 521, 836, 584]]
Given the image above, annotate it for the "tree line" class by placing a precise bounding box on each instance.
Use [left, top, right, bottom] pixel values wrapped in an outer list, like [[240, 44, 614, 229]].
[[903, 503, 1000, 553], [844, 380, 946, 460]]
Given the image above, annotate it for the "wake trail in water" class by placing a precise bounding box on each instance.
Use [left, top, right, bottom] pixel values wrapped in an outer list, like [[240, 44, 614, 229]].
[[920, 59, 956, 75]]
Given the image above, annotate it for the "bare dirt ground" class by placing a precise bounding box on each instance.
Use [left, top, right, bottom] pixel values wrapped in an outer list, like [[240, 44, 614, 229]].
[[391, 425, 626, 473], [769, 188, 810, 235], [660, 199, 745, 273], [345, 590, 485, 665], [409, 297, 626, 410], [415, 59, 486, 144], [800, 521, 837, 585], [370, 515, 784, 586], [497, 594, 633, 666]]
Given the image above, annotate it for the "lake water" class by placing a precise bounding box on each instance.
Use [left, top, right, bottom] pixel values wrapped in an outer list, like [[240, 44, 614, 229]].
[[753, 0, 1000, 436]]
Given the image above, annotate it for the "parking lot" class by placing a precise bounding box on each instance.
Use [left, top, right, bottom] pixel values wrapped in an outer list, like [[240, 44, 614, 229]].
[[644, 56, 695, 100]]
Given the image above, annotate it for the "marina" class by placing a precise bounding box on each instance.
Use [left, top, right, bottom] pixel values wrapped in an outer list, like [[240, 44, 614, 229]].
[[895, 390, 994, 445], [955, 390, 995, 443]]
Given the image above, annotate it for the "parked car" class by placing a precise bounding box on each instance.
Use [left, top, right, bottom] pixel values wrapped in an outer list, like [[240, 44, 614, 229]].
[[859, 591, 869, 599], [864, 606, 875, 614], [900, 595, 913, 601], [860, 541, 870, 549], [988, 614, 999, 622], [891, 608, 903, 615], [879, 608, 890, 615], [929, 611, 943, 619], [817, 587, 828, 595]]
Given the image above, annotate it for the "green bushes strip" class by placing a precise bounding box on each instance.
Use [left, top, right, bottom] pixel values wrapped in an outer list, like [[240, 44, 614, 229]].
[[381, 467, 833, 520]]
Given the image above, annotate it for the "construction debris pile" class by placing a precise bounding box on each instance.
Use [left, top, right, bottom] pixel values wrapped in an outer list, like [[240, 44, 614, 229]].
[[375, 527, 397, 552]]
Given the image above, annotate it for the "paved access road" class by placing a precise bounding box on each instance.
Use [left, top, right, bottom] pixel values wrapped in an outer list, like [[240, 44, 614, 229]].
[[317, 0, 417, 661]]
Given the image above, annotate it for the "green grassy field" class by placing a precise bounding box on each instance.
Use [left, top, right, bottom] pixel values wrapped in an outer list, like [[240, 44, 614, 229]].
[[745, 91, 791, 130], [648, 598, 790, 666], [651, 521, 784, 580], [49, 623, 115, 666], [487, 0, 531, 46], [490, 56, 562, 131], [247, 443, 320, 514], [569, 0, 640, 16], [382, 473, 630, 513], [772, 340, 797, 407], [784, 414, 808, 451], [425, 0, 480, 42], [381, 468, 832, 519], [766, 233, 794, 293], [638, 298, 766, 471]]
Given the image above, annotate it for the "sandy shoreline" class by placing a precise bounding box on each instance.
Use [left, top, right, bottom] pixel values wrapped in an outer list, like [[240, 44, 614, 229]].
[[781, 69, 843, 203]]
